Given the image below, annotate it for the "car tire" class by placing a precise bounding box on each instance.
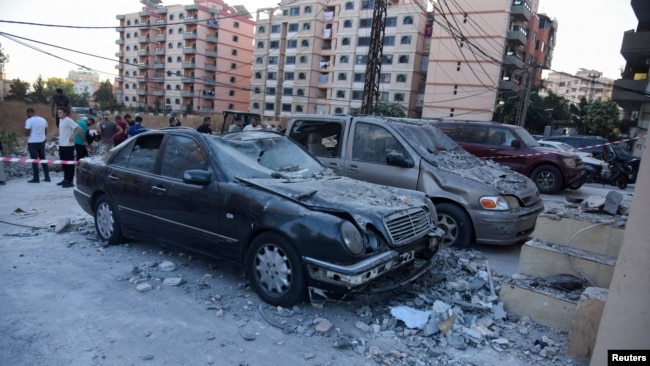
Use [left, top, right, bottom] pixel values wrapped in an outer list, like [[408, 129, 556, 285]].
[[436, 203, 472, 248], [616, 176, 627, 190], [94, 195, 123, 245], [246, 233, 306, 307], [531, 165, 562, 194]]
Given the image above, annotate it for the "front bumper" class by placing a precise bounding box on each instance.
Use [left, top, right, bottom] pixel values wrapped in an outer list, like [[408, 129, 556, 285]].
[[469, 199, 544, 246], [303, 228, 443, 292]]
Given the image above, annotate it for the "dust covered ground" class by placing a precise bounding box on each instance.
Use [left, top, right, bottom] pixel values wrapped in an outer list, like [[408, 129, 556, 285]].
[[0, 173, 611, 366]]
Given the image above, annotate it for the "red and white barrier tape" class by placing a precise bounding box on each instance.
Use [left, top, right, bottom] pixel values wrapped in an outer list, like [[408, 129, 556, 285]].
[[1, 157, 78, 165], [479, 135, 646, 160]]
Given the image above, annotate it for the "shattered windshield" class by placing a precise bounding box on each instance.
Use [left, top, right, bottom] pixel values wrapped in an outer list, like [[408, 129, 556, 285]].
[[207, 131, 328, 179]]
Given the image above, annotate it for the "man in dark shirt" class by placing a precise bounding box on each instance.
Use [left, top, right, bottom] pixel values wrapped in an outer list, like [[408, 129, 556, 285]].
[[126, 116, 147, 137], [51, 88, 71, 128], [197, 116, 213, 134]]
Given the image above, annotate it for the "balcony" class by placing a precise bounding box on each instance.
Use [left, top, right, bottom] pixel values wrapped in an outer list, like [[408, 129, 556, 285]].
[[115, 64, 124, 69], [154, 62, 165, 69], [506, 28, 528, 46], [115, 76, 124, 82], [511, 0, 531, 21], [205, 50, 217, 57], [181, 91, 195, 97], [155, 19, 166, 26], [155, 48, 165, 55], [206, 19, 218, 28], [182, 76, 194, 83], [206, 35, 218, 43], [138, 36, 150, 43], [184, 16, 198, 24], [204, 80, 216, 86], [612, 79, 648, 110], [116, 14, 125, 20], [153, 76, 164, 82], [185, 4, 199, 10], [503, 52, 524, 69], [201, 107, 215, 113], [137, 89, 148, 96], [139, 9, 151, 17], [183, 32, 197, 40], [153, 90, 165, 96], [183, 47, 197, 54], [155, 34, 165, 41], [620, 30, 650, 69], [138, 50, 149, 56], [499, 79, 519, 91], [182, 62, 196, 68], [204, 64, 216, 72], [137, 76, 149, 82], [201, 92, 215, 99], [115, 51, 124, 57], [156, 6, 167, 14], [116, 26, 125, 32], [137, 63, 148, 69], [116, 39, 124, 45]]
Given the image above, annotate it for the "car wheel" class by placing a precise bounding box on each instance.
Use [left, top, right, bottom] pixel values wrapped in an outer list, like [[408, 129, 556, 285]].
[[531, 165, 562, 194], [436, 203, 472, 248], [246, 233, 306, 307], [94, 195, 123, 245], [616, 176, 628, 190]]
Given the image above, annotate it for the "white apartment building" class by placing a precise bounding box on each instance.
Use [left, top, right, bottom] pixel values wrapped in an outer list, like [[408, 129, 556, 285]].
[[115, 0, 255, 114], [251, 0, 429, 120], [542, 68, 614, 104]]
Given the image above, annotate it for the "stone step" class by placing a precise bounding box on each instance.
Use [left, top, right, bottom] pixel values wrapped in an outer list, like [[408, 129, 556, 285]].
[[566, 287, 608, 359], [517, 239, 616, 288], [533, 214, 624, 258]]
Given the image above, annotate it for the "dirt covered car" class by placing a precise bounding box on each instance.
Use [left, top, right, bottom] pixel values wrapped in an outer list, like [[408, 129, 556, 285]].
[[74, 128, 443, 306]]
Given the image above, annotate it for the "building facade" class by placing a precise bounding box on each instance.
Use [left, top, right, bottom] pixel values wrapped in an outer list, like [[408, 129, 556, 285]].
[[543, 68, 614, 104], [115, 0, 255, 114], [611, 0, 649, 157], [250, 0, 429, 121], [422, 0, 545, 121]]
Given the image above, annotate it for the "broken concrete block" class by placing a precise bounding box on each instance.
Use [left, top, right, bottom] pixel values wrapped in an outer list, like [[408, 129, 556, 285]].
[[532, 217, 624, 258], [603, 191, 623, 215], [566, 287, 608, 359]]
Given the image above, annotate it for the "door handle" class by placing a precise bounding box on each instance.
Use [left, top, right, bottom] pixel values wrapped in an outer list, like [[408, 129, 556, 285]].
[[151, 186, 167, 195]]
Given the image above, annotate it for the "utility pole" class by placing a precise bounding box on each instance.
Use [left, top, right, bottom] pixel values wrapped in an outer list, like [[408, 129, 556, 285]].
[[360, 0, 387, 115], [518, 65, 535, 128], [587, 72, 601, 101]]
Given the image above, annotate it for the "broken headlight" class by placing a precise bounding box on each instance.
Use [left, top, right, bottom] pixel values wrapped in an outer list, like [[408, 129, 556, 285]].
[[341, 221, 364, 255], [479, 196, 520, 210]]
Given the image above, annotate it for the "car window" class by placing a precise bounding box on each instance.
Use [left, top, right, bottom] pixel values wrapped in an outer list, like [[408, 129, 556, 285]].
[[452, 125, 488, 144], [486, 128, 506, 146], [161, 135, 208, 180], [110, 135, 162, 174], [288, 121, 342, 158], [352, 122, 405, 163]]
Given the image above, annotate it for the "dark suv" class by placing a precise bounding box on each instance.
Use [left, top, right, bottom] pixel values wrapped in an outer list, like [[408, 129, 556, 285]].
[[434, 121, 586, 194]]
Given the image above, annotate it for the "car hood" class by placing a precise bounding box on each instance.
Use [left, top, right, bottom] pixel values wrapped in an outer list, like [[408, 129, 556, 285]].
[[535, 146, 578, 158], [240, 175, 431, 232]]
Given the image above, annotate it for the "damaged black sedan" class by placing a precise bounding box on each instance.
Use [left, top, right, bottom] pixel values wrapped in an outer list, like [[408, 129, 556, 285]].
[[74, 128, 444, 306]]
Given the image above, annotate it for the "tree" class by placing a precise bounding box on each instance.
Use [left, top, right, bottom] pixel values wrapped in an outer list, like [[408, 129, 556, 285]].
[[93, 79, 115, 111], [583, 99, 621, 140], [45, 77, 75, 101], [373, 101, 405, 117], [7, 78, 30, 101], [0, 44, 9, 70], [493, 91, 520, 124], [567, 97, 590, 135], [30, 75, 49, 104], [525, 91, 571, 134]]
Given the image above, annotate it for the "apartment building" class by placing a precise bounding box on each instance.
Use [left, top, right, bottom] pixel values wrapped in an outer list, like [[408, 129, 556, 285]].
[[542, 68, 614, 104], [251, 0, 429, 120], [115, 0, 255, 114], [423, 0, 543, 121]]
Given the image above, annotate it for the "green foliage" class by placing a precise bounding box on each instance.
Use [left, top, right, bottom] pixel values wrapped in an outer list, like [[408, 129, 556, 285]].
[[583, 99, 621, 139], [31, 75, 49, 104], [45, 77, 75, 99], [7, 78, 30, 100], [493, 91, 520, 124], [0, 130, 20, 155], [93, 79, 115, 110], [0, 44, 8, 69], [373, 101, 405, 117], [526, 91, 571, 134]]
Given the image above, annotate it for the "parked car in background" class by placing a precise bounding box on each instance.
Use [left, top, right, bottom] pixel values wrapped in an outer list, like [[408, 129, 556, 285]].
[[434, 120, 586, 194], [285, 115, 543, 248], [538, 140, 593, 159], [73, 128, 443, 306]]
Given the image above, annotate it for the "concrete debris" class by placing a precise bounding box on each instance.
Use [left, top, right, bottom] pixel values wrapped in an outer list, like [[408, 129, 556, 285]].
[[162, 277, 183, 286], [390, 306, 431, 330], [159, 261, 176, 272]]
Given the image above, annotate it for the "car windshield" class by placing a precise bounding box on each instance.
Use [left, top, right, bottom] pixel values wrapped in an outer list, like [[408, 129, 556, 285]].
[[207, 131, 328, 179], [512, 126, 540, 147]]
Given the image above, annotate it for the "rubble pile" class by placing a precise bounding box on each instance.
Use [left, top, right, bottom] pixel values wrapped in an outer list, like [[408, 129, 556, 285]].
[[3, 142, 63, 179]]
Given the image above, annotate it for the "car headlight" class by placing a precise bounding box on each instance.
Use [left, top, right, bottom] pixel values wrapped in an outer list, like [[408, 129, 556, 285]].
[[563, 157, 577, 167], [341, 221, 364, 255], [479, 196, 519, 210], [425, 197, 438, 221]]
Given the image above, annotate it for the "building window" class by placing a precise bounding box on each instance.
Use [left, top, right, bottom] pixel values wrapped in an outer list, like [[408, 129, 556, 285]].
[[380, 55, 393, 64], [177, 42, 182, 48], [359, 18, 372, 28], [394, 93, 404, 102], [338, 73, 347, 81], [176, 56, 182, 62], [267, 87, 276, 95], [166, 98, 171, 104], [265, 103, 274, 111], [253, 102, 260, 109], [234, 21, 239, 28], [167, 56, 172, 62], [284, 72, 294, 81], [254, 87, 261, 94], [336, 90, 346, 98], [342, 38, 350, 46], [268, 56, 278, 65], [267, 72, 277, 80], [386, 17, 397, 27], [286, 56, 296, 64], [396, 74, 407, 82], [257, 41, 264, 49], [398, 55, 409, 64], [379, 73, 390, 83], [271, 25, 280, 33], [296, 105, 303, 113], [256, 57, 263, 64], [297, 89, 305, 96], [301, 39, 309, 47], [283, 88, 292, 96], [361, 0, 374, 10], [400, 36, 411, 45], [404, 16, 413, 25], [345, 2, 354, 10], [286, 40, 297, 48], [232, 35, 238, 42], [352, 90, 363, 100], [355, 55, 368, 65], [343, 20, 353, 28], [175, 98, 180, 105], [229, 90, 235, 96], [288, 23, 298, 32], [298, 72, 306, 80], [358, 37, 371, 47], [232, 49, 238, 56], [270, 40, 280, 49], [255, 72, 262, 79], [228, 103, 234, 109], [353, 73, 365, 82], [303, 22, 310, 30], [169, 28, 173, 35], [231, 63, 236, 69], [282, 104, 292, 112], [304, 6, 312, 13], [258, 26, 265, 33], [230, 77, 236, 83], [168, 42, 173, 49], [384, 36, 395, 46], [340, 55, 349, 63], [299, 55, 308, 63]]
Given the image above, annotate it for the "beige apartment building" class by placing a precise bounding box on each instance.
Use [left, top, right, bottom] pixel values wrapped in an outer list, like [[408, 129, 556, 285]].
[[115, 0, 255, 114], [423, 0, 542, 121], [542, 69, 614, 104], [251, 0, 429, 121]]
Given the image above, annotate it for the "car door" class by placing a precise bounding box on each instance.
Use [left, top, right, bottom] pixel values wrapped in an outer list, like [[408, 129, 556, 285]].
[[482, 126, 528, 173], [287, 120, 345, 174], [342, 121, 420, 190], [148, 134, 224, 257]]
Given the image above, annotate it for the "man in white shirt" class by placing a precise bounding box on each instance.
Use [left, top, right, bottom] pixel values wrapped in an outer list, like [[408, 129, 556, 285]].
[[24, 108, 51, 183], [243, 117, 263, 131], [57, 107, 83, 188]]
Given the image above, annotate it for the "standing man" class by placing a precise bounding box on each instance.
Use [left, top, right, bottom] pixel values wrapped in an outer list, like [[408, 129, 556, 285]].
[[51, 88, 71, 128], [113, 115, 128, 145], [97, 114, 123, 155], [197, 116, 213, 134], [169, 111, 181, 127], [57, 107, 80, 188], [126, 115, 147, 137], [25, 108, 51, 183], [243, 117, 263, 131], [74, 117, 94, 161]]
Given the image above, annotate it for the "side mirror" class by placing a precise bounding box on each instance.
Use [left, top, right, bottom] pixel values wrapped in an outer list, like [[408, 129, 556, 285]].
[[510, 139, 521, 148], [386, 151, 415, 168], [183, 169, 212, 186]]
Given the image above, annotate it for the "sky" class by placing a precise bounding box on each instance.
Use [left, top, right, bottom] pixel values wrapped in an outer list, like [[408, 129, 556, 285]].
[[0, 0, 638, 86]]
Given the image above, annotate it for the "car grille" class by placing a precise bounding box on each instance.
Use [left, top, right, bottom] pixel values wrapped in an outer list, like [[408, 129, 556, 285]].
[[384, 207, 433, 246]]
